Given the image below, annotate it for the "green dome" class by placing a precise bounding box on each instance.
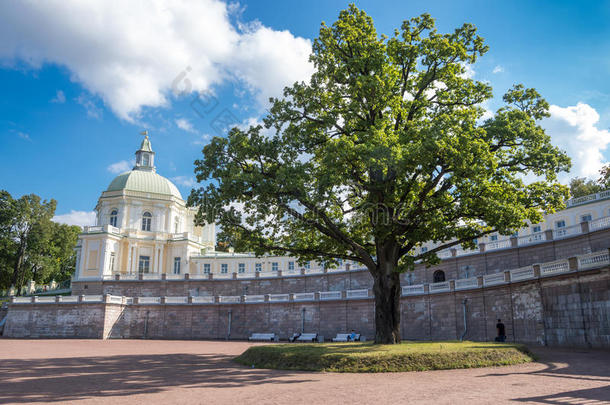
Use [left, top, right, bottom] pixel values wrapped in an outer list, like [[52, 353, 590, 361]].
[[107, 170, 182, 200]]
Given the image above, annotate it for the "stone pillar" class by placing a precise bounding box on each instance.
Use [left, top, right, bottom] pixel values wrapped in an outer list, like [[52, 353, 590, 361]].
[[568, 256, 579, 271], [544, 229, 554, 241], [510, 236, 518, 248], [479, 243, 486, 253]]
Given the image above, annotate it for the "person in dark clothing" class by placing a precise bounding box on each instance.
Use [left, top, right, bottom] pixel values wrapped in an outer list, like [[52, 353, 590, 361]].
[[495, 319, 506, 342]]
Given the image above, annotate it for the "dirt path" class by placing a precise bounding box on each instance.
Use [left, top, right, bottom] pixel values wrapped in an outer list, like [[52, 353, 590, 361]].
[[0, 339, 609, 404]]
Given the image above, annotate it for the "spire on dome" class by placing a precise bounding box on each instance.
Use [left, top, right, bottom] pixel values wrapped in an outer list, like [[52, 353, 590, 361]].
[[134, 132, 156, 172]]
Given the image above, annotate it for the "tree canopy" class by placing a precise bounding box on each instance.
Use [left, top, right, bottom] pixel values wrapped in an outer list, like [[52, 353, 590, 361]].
[[568, 164, 610, 198], [189, 5, 571, 343]]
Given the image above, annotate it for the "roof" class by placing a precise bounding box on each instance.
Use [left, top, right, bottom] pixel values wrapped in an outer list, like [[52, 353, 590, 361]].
[[106, 170, 182, 200]]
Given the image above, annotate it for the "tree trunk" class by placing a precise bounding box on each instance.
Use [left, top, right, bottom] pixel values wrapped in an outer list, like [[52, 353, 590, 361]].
[[372, 262, 402, 344]]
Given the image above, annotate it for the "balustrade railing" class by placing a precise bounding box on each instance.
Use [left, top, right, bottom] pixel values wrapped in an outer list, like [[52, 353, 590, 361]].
[[518, 232, 546, 246], [138, 297, 161, 304], [483, 273, 506, 286], [346, 289, 369, 299], [578, 251, 610, 270], [553, 225, 582, 240], [402, 284, 425, 296], [244, 295, 265, 303], [455, 277, 479, 290], [429, 281, 451, 293], [319, 291, 342, 300], [510, 266, 535, 281], [293, 292, 315, 301], [165, 296, 188, 304], [191, 296, 214, 304], [268, 294, 290, 302], [486, 239, 512, 251], [540, 259, 570, 276], [218, 295, 240, 303], [590, 216, 610, 231]]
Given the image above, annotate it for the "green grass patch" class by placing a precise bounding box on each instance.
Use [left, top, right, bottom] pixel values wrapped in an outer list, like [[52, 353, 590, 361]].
[[235, 341, 534, 373]]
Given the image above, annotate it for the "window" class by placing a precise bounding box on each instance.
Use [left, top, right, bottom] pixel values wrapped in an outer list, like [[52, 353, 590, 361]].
[[304, 261, 310, 269], [433, 270, 445, 283], [173, 257, 181, 274], [203, 263, 211, 274], [138, 256, 150, 274], [141, 212, 152, 231], [532, 225, 542, 233], [421, 246, 428, 253], [221, 263, 228, 274], [109, 209, 118, 227], [460, 265, 472, 279], [272, 262, 279, 271], [142, 153, 150, 166], [238, 263, 245, 273], [288, 261, 295, 271], [109, 252, 116, 273], [581, 214, 592, 223], [490, 235, 498, 241], [555, 220, 566, 228], [406, 273, 414, 286], [255, 263, 262, 272]]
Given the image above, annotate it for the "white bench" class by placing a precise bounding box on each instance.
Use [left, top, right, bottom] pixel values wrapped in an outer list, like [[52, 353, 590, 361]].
[[296, 333, 318, 342], [332, 333, 361, 342], [248, 333, 277, 342]]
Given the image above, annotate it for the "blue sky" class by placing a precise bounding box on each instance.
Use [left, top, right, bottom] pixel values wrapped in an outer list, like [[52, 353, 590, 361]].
[[1, 0, 609, 226]]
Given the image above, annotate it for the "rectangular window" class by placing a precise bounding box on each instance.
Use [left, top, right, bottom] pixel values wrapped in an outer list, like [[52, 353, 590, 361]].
[[138, 256, 150, 274], [288, 261, 294, 271], [556, 220, 566, 228], [255, 263, 262, 272], [581, 214, 592, 222], [238, 263, 245, 273], [304, 261, 310, 269], [272, 262, 279, 271], [490, 235, 498, 241], [203, 263, 211, 274], [221, 263, 228, 274], [532, 225, 542, 233], [421, 246, 428, 253], [173, 257, 181, 274]]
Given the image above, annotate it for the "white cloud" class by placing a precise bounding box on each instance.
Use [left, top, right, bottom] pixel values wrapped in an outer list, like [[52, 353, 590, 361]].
[[492, 65, 504, 74], [0, 0, 314, 121], [171, 176, 197, 188], [53, 210, 96, 227], [543, 103, 610, 180], [107, 160, 132, 174], [16, 131, 31, 141], [76, 94, 102, 119], [50, 89, 66, 103], [175, 118, 196, 133]]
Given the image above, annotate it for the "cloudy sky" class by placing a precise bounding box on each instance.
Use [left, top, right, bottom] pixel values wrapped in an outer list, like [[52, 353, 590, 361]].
[[0, 0, 609, 226]]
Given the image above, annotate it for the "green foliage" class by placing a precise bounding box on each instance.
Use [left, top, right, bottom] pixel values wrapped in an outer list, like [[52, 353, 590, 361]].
[[568, 164, 610, 198], [0, 190, 79, 291], [189, 5, 570, 271], [234, 341, 534, 372]]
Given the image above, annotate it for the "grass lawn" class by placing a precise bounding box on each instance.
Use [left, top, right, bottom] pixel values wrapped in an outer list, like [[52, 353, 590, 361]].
[[235, 341, 534, 373]]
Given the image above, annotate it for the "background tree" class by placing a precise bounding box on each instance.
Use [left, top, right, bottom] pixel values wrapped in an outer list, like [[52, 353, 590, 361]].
[[189, 6, 570, 343], [0, 190, 78, 294], [568, 164, 610, 198]]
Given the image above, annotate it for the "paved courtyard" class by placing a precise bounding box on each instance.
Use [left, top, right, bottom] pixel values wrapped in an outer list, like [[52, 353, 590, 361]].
[[0, 339, 609, 404]]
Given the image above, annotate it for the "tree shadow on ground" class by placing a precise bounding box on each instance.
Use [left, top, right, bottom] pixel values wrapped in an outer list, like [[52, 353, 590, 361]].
[[0, 352, 313, 403], [478, 347, 610, 403]]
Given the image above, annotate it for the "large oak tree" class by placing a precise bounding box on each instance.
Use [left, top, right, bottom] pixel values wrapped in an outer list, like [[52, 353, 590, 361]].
[[189, 6, 570, 343]]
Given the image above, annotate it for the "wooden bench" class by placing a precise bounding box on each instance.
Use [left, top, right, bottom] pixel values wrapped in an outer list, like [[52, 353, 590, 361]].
[[332, 333, 361, 342], [296, 333, 318, 342], [248, 333, 277, 341]]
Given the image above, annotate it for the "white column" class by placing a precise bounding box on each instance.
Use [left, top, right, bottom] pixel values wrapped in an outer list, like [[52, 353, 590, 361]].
[[98, 240, 108, 278], [158, 244, 164, 274]]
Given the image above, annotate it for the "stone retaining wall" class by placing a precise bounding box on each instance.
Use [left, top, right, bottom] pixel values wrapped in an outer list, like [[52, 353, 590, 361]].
[[6, 265, 610, 348]]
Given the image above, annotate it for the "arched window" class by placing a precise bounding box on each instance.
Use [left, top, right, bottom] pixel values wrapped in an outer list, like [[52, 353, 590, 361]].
[[433, 270, 446, 283], [109, 209, 118, 227], [141, 211, 152, 231]]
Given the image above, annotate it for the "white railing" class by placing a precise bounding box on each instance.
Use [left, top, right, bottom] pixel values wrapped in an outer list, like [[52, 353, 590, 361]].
[[236, 272, 253, 279], [577, 251, 610, 270], [402, 284, 425, 296], [437, 250, 452, 259], [346, 289, 369, 299], [455, 277, 479, 290], [429, 281, 451, 293], [120, 274, 138, 280], [165, 296, 188, 304], [540, 259, 570, 276], [319, 291, 342, 300], [102, 275, 115, 280], [166, 274, 184, 280], [283, 270, 301, 277], [214, 273, 233, 280], [60, 296, 79, 303], [244, 295, 265, 303], [141, 273, 161, 280], [36, 296, 56, 303], [304, 268, 324, 275], [82, 226, 103, 233], [218, 295, 240, 303], [518, 232, 546, 246], [257, 272, 276, 279], [483, 273, 506, 286], [138, 296, 161, 304], [81, 295, 103, 302], [486, 239, 512, 251], [268, 294, 290, 302], [590, 216, 610, 231], [191, 296, 214, 304], [293, 292, 315, 301], [566, 189, 610, 207], [107, 295, 123, 304], [13, 297, 33, 303], [553, 225, 582, 240], [510, 266, 535, 281]]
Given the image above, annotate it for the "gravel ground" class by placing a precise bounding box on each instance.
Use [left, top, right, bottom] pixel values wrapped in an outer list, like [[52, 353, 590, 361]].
[[0, 339, 609, 404]]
